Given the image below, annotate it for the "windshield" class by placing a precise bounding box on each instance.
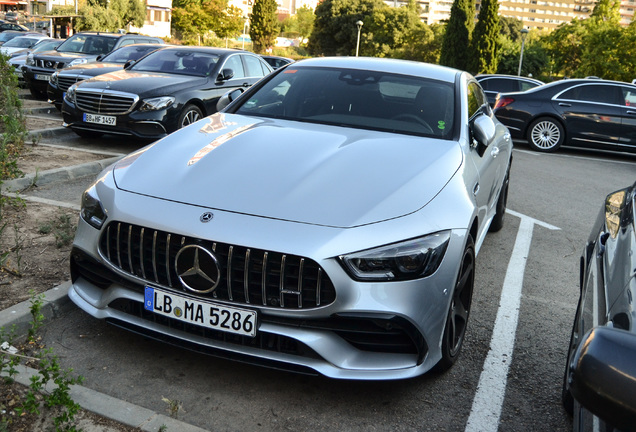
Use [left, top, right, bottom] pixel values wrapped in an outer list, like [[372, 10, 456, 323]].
[[0, 33, 21, 43], [101, 45, 161, 63], [234, 66, 455, 139], [57, 34, 116, 55], [33, 39, 62, 53], [130, 49, 219, 77], [3, 36, 40, 48]]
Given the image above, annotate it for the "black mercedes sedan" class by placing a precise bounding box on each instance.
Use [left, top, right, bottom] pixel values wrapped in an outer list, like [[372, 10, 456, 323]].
[[562, 182, 636, 431], [61, 46, 272, 139], [47, 43, 166, 110], [493, 78, 636, 154]]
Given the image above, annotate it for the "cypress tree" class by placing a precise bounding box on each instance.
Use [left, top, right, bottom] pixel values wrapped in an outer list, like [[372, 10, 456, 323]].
[[439, 0, 474, 70], [469, 0, 500, 74], [250, 0, 279, 54]]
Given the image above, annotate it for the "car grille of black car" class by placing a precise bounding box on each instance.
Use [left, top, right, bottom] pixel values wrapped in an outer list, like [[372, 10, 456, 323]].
[[75, 90, 137, 115], [35, 59, 66, 69], [58, 76, 82, 92], [98, 221, 337, 310]]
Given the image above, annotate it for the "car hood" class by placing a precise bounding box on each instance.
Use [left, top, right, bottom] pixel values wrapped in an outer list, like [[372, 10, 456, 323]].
[[34, 50, 96, 62], [113, 114, 463, 228], [76, 69, 207, 95], [59, 62, 123, 77]]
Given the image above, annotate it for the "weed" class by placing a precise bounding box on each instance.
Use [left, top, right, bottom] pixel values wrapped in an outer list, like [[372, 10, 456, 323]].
[[52, 213, 76, 248], [162, 396, 183, 419]]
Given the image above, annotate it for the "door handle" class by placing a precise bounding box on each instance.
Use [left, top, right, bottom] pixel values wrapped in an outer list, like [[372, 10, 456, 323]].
[[558, 103, 572, 107], [626, 110, 636, 115], [242, 82, 250, 87]]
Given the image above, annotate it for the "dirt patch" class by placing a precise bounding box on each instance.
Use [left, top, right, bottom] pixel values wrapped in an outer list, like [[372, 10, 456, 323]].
[[18, 144, 105, 176], [25, 115, 62, 132]]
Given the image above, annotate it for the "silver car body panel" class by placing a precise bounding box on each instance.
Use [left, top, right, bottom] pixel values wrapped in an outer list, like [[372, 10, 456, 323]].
[[69, 57, 512, 379]]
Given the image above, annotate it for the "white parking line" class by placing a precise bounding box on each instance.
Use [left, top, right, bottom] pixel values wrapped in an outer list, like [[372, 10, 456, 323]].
[[465, 210, 560, 432]]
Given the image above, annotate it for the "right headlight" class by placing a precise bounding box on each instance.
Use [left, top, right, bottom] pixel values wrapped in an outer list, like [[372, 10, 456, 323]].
[[339, 231, 451, 281], [80, 184, 107, 229]]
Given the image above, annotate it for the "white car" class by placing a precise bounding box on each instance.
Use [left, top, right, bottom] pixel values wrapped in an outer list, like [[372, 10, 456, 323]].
[[69, 57, 513, 380], [0, 33, 47, 56]]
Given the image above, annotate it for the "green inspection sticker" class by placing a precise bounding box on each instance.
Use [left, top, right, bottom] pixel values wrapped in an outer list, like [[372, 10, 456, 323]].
[[438, 120, 446, 130]]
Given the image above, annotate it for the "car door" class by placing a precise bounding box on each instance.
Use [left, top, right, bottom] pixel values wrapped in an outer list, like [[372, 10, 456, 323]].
[[465, 81, 509, 242], [618, 85, 636, 152], [553, 83, 623, 150]]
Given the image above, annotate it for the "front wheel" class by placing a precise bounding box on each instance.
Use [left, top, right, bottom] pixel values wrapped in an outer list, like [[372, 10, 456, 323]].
[[434, 235, 475, 372], [178, 104, 203, 129], [527, 117, 565, 152]]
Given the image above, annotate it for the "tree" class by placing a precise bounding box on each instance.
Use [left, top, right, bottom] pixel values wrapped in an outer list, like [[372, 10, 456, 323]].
[[250, 0, 279, 54], [590, 0, 621, 23], [439, 0, 474, 70], [296, 5, 315, 45], [468, 0, 500, 74], [216, 5, 245, 41], [110, 0, 146, 28], [499, 16, 523, 41]]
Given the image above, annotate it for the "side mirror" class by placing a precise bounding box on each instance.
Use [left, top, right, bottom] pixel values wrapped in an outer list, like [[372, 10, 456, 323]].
[[471, 113, 496, 157], [216, 88, 245, 111], [96, 54, 105, 61], [217, 68, 234, 82], [569, 326, 636, 431], [123, 59, 135, 69]]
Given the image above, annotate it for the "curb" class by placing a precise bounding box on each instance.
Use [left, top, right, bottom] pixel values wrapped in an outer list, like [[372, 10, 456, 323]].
[[0, 284, 210, 432], [1, 155, 122, 192], [28, 126, 71, 140], [24, 106, 59, 115]]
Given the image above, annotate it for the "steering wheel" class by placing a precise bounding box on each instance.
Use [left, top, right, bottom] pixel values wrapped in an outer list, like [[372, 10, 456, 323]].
[[391, 114, 434, 134]]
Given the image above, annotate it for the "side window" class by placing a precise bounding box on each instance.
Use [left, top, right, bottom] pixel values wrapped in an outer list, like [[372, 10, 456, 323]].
[[223, 55, 245, 79], [242, 55, 266, 77], [559, 84, 620, 105], [621, 87, 636, 106], [519, 81, 539, 92], [490, 78, 516, 93], [118, 39, 135, 47], [467, 82, 486, 118]]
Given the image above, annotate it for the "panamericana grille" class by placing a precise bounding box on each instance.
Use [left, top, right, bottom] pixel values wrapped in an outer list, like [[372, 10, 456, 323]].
[[99, 222, 336, 309], [75, 90, 137, 115], [58, 75, 83, 92], [35, 59, 65, 69]]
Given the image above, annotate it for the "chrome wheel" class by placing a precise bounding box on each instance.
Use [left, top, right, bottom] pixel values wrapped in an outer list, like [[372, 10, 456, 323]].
[[528, 117, 564, 152], [178, 104, 203, 129]]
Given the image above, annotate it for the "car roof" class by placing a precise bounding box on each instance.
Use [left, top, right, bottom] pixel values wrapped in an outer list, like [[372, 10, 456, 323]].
[[289, 57, 461, 83], [476, 74, 544, 84]]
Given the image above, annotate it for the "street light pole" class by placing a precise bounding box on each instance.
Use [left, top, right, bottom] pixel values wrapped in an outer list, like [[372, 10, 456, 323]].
[[242, 20, 249, 50], [517, 28, 529, 76], [355, 20, 363, 57]]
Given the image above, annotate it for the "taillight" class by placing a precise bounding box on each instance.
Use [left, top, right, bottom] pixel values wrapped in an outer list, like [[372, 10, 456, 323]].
[[494, 97, 514, 110]]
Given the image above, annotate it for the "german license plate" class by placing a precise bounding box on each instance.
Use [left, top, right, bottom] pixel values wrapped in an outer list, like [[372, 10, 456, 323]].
[[34, 74, 50, 81], [84, 113, 116, 126], [144, 287, 257, 337]]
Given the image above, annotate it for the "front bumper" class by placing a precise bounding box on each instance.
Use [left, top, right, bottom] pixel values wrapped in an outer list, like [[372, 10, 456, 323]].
[[68, 183, 468, 380], [62, 98, 175, 139], [23, 66, 54, 93]]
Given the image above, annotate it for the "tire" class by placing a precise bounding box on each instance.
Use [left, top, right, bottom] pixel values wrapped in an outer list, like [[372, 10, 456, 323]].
[[178, 104, 203, 129], [562, 300, 582, 416], [489, 165, 510, 233], [527, 117, 565, 152], [434, 235, 475, 372], [73, 129, 103, 139]]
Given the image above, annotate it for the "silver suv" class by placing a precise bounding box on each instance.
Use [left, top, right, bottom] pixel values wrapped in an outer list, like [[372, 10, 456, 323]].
[[23, 31, 164, 98]]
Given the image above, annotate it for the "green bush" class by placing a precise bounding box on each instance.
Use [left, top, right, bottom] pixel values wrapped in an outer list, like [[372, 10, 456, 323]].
[[0, 53, 26, 182]]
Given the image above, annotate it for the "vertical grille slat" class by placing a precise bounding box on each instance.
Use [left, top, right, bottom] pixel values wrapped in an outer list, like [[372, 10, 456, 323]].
[[99, 222, 336, 309]]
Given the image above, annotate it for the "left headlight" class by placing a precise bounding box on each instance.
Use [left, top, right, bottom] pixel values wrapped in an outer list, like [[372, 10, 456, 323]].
[[80, 184, 107, 229], [138, 96, 175, 112], [68, 58, 88, 67], [339, 231, 451, 281]]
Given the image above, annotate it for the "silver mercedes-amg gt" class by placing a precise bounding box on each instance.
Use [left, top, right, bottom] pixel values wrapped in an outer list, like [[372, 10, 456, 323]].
[[69, 57, 512, 380]]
